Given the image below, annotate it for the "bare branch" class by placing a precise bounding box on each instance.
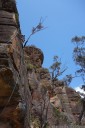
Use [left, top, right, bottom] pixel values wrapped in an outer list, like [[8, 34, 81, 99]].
[[23, 18, 47, 47]]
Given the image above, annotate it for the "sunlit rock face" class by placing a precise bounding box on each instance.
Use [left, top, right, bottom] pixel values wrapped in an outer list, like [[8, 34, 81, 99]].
[[24, 46, 44, 70], [24, 44, 85, 126], [51, 80, 85, 125], [0, 1, 85, 127], [0, 1, 31, 128], [24, 46, 70, 127]]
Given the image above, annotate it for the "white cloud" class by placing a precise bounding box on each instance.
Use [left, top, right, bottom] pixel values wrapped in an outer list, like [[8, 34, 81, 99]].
[[75, 86, 85, 98]]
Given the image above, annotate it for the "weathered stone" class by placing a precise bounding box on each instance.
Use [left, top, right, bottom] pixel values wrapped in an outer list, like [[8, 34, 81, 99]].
[[0, 0, 85, 127], [24, 46, 44, 68], [0, 11, 17, 26], [0, 1, 31, 128], [0, 0, 17, 13], [0, 25, 17, 43]]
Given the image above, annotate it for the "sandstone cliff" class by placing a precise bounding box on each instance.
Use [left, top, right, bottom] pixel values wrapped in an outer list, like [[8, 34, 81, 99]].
[[24, 46, 85, 127], [0, 1, 85, 128], [0, 0, 31, 127]]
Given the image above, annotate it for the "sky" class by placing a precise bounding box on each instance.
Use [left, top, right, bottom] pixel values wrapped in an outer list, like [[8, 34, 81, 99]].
[[17, 0, 85, 88]]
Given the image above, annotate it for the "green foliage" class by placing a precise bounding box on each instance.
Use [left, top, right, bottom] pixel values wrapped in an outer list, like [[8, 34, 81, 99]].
[[72, 38, 85, 125], [36, 68, 49, 74], [30, 115, 41, 128], [72, 36, 85, 83], [23, 18, 46, 47], [50, 56, 61, 79], [27, 63, 35, 70], [53, 107, 69, 125], [63, 74, 73, 86], [50, 56, 67, 81], [53, 107, 61, 117], [50, 56, 61, 71], [72, 36, 85, 125], [72, 36, 85, 43]]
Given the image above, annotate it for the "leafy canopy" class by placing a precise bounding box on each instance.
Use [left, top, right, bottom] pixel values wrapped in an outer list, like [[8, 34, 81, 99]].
[[72, 36, 85, 83]]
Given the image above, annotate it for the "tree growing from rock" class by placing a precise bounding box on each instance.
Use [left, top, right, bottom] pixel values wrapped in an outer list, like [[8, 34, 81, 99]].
[[23, 17, 47, 47], [50, 55, 75, 98], [50, 56, 67, 81], [63, 74, 73, 86]]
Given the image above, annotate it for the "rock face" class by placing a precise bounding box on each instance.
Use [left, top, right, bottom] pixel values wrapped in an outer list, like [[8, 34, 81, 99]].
[[24, 46, 44, 69], [0, 1, 30, 128], [23, 44, 85, 127], [24, 45, 85, 127], [0, 1, 85, 128]]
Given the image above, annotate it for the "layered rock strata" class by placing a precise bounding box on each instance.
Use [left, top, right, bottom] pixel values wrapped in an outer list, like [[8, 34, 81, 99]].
[[0, 1, 30, 128], [0, 1, 85, 128]]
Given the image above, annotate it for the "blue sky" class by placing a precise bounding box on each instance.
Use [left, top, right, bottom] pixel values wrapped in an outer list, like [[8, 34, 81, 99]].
[[17, 0, 85, 88]]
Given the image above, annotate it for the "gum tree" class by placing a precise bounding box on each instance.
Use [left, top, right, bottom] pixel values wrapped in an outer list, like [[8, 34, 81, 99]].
[[72, 36, 85, 124], [72, 36, 85, 84]]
